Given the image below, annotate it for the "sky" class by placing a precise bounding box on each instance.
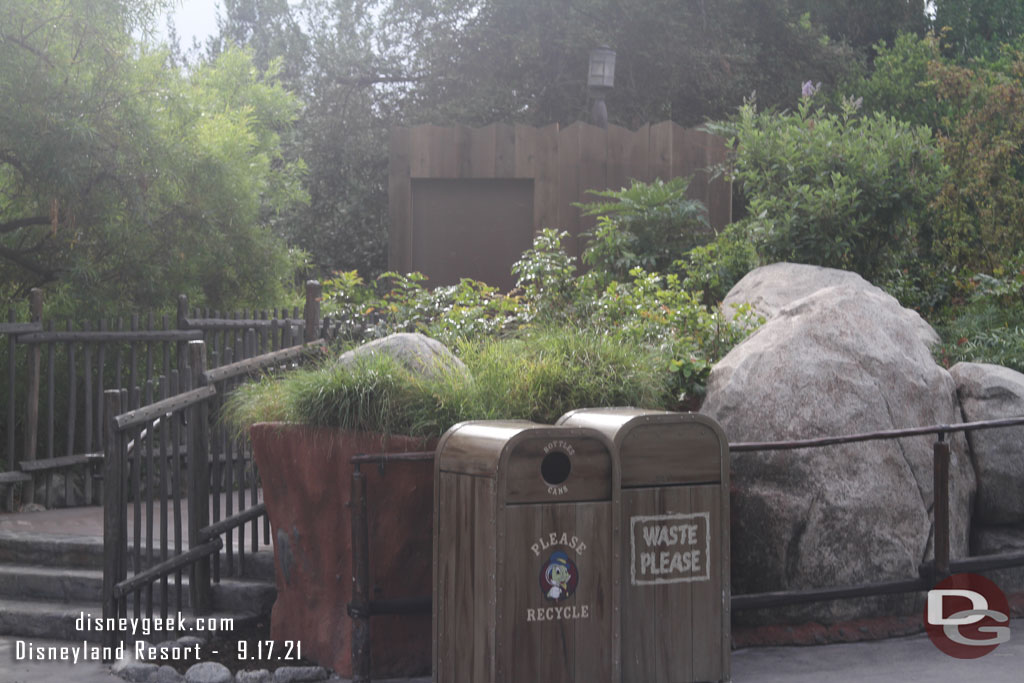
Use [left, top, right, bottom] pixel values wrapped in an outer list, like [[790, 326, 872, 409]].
[[156, 0, 222, 48]]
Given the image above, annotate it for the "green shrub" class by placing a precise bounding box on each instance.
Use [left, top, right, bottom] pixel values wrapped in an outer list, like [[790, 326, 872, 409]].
[[224, 326, 675, 437], [579, 177, 711, 281], [723, 96, 947, 283]]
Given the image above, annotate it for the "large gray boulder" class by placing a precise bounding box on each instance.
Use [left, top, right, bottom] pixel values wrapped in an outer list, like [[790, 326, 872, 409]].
[[337, 332, 469, 380], [703, 283, 974, 623], [949, 362, 1024, 524], [723, 262, 939, 348]]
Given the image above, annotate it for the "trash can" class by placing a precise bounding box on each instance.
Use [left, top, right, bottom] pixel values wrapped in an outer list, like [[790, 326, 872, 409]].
[[432, 421, 621, 683], [558, 408, 730, 683]]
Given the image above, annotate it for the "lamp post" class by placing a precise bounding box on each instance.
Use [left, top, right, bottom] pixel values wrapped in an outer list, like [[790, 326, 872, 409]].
[[588, 46, 616, 129]]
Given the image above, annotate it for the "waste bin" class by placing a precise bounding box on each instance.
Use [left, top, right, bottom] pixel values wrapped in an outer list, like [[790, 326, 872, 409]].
[[558, 408, 730, 683], [432, 420, 620, 683]]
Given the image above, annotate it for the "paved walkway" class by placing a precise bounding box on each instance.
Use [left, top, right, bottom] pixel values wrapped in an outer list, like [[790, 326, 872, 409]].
[[2, 505, 1022, 681]]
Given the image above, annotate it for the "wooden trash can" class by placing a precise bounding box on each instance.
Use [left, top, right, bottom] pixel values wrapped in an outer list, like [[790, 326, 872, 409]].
[[558, 408, 730, 683], [433, 421, 621, 683]]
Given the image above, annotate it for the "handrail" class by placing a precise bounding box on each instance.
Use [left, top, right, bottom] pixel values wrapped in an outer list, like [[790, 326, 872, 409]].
[[203, 339, 327, 384], [729, 415, 1024, 452]]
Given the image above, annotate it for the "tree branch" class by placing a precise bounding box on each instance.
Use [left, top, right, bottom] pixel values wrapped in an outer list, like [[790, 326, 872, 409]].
[[0, 216, 50, 234], [0, 244, 57, 279]]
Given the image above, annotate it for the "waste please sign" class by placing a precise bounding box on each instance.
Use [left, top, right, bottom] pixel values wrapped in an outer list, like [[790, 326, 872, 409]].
[[630, 512, 711, 585]]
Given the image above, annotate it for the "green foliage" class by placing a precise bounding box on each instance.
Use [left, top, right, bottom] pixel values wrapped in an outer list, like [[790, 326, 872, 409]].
[[511, 229, 579, 321], [725, 96, 947, 282], [845, 32, 949, 128], [579, 177, 710, 281], [927, 46, 1024, 273], [0, 0, 307, 314], [933, 0, 1024, 60], [934, 256, 1024, 373], [679, 225, 760, 306], [224, 326, 675, 438], [589, 268, 762, 404]]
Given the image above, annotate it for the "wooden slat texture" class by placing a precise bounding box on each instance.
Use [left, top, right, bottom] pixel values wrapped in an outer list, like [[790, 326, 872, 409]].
[[648, 121, 675, 181], [390, 121, 731, 280], [493, 123, 516, 178], [576, 123, 609, 260], [513, 124, 537, 178], [388, 126, 413, 273], [619, 422, 721, 487], [533, 124, 560, 233], [469, 124, 497, 178], [605, 124, 632, 193], [690, 484, 727, 682], [557, 122, 583, 259], [706, 132, 733, 230], [23, 290, 43, 504], [503, 437, 612, 504], [454, 124, 472, 178]]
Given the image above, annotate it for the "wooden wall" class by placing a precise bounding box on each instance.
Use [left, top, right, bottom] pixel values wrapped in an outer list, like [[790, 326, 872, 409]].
[[389, 122, 732, 289]]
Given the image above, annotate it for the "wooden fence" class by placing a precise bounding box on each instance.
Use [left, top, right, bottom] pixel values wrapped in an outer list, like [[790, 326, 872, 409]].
[[101, 338, 328, 643], [389, 121, 732, 290], [0, 282, 324, 512]]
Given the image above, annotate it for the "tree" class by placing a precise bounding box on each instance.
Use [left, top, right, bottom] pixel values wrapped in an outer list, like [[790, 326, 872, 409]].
[[933, 0, 1024, 60], [203, 0, 861, 280], [0, 0, 306, 314]]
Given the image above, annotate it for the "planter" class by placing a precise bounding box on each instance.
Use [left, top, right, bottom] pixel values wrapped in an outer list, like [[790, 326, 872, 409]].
[[250, 423, 434, 678]]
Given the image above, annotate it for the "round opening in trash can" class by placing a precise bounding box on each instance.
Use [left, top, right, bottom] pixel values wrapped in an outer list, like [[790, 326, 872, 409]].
[[541, 451, 571, 485]]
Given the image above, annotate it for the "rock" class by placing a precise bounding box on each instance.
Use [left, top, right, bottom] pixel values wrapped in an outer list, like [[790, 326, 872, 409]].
[[176, 635, 207, 648], [722, 262, 939, 347], [971, 523, 1024, 594], [236, 671, 272, 683], [702, 284, 975, 623], [18, 502, 46, 513], [149, 665, 185, 683], [336, 332, 469, 380], [184, 661, 233, 683], [273, 666, 328, 682], [32, 472, 85, 508], [111, 657, 159, 683], [949, 362, 1024, 524]]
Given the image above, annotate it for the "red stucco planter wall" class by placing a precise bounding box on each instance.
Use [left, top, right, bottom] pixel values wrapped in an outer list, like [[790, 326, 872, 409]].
[[250, 423, 434, 678]]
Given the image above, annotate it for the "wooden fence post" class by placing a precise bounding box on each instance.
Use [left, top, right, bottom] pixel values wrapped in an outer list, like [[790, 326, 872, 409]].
[[176, 295, 190, 377], [23, 288, 43, 505], [187, 340, 212, 614], [933, 436, 951, 580], [102, 389, 126, 655], [304, 280, 322, 342]]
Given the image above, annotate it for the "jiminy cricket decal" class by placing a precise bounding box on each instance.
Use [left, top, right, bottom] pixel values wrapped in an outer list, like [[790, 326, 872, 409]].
[[539, 550, 578, 600]]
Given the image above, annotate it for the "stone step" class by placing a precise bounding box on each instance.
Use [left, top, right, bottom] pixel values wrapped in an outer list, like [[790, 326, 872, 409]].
[[0, 563, 276, 614], [0, 596, 264, 644], [0, 530, 276, 582]]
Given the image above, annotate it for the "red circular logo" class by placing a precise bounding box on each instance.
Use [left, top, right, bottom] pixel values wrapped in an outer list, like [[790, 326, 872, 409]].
[[924, 573, 1010, 659]]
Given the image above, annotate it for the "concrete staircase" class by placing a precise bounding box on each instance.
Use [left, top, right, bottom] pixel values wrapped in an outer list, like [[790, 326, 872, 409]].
[[0, 530, 276, 643]]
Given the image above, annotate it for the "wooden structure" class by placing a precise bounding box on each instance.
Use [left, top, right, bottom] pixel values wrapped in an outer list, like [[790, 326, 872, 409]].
[[433, 421, 620, 683], [389, 122, 732, 290], [558, 408, 730, 683]]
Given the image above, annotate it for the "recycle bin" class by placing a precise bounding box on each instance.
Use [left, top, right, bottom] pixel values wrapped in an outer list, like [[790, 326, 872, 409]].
[[432, 421, 620, 683], [558, 408, 730, 683]]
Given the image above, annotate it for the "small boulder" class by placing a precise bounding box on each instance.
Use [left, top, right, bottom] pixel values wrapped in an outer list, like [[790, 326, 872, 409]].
[[184, 662, 232, 683], [337, 332, 469, 380], [949, 362, 1024, 524]]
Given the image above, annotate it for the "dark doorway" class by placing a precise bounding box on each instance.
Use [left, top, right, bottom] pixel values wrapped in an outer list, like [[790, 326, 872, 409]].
[[411, 179, 535, 291]]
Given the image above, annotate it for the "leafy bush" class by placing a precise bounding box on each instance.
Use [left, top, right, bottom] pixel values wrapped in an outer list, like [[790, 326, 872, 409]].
[[579, 177, 711, 281], [224, 326, 675, 437], [723, 96, 947, 283], [927, 45, 1024, 274], [934, 252, 1024, 373]]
